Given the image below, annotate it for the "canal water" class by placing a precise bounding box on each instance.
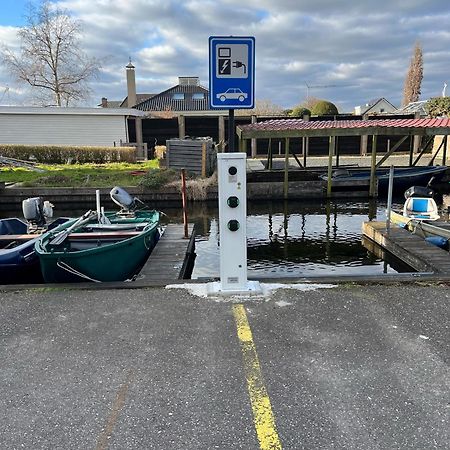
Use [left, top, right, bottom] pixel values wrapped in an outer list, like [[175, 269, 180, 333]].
[[162, 198, 413, 279], [1, 198, 414, 282]]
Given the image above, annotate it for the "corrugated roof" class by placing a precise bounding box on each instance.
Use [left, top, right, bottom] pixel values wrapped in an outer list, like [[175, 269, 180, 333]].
[[241, 118, 450, 131], [120, 93, 156, 108], [238, 117, 450, 138]]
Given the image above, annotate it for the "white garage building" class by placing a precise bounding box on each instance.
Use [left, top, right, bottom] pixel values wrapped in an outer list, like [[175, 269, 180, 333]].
[[0, 107, 144, 147]]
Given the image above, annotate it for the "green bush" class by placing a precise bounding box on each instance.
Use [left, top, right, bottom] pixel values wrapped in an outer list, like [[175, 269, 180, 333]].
[[425, 97, 450, 118], [0, 144, 136, 164], [290, 106, 311, 118], [311, 100, 339, 115]]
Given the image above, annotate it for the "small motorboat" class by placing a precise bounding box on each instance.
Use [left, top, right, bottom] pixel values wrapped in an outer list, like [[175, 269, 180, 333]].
[[389, 183, 449, 249], [0, 198, 70, 284], [35, 187, 161, 283], [402, 182, 440, 221]]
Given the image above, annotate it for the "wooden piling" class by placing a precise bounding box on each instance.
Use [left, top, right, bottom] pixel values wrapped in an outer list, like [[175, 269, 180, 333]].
[[284, 137, 290, 199], [370, 135, 377, 197], [327, 136, 335, 197]]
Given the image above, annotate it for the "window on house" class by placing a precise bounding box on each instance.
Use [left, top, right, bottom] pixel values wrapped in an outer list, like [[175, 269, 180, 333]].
[[192, 93, 204, 100], [380, 108, 385, 112], [173, 93, 184, 100]]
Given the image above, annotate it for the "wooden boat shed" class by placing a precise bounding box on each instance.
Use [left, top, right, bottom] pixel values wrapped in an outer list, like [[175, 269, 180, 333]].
[[237, 117, 450, 197]]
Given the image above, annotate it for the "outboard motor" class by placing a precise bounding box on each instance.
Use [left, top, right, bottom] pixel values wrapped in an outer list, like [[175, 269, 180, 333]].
[[110, 186, 136, 214], [22, 197, 54, 232]]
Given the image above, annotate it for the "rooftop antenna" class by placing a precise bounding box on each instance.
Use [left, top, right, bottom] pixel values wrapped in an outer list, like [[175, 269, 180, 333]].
[[305, 82, 353, 100], [442, 82, 447, 97]]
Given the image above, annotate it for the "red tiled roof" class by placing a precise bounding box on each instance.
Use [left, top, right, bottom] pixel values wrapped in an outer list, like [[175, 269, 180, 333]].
[[239, 118, 450, 133]]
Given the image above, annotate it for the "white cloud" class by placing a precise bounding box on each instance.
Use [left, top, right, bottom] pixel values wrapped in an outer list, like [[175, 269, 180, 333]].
[[0, 0, 448, 110]]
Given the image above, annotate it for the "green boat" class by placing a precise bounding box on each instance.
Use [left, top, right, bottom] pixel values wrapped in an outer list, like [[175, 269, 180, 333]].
[[35, 209, 160, 283]]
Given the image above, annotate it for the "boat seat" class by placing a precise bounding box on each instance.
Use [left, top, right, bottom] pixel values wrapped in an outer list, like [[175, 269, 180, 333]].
[[410, 198, 429, 212], [403, 197, 439, 221]]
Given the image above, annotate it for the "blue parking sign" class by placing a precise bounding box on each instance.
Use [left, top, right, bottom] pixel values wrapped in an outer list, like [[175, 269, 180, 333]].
[[209, 36, 255, 109]]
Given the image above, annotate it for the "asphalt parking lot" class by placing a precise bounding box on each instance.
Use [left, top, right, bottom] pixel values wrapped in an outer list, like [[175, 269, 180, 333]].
[[0, 283, 449, 449]]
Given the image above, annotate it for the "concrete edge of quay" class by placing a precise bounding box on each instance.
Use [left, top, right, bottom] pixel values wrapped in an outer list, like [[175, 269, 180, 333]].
[[1, 272, 449, 292]]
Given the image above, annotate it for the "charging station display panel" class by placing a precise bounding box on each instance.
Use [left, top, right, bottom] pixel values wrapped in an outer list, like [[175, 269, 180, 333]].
[[217, 153, 247, 290], [209, 36, 255, 109]]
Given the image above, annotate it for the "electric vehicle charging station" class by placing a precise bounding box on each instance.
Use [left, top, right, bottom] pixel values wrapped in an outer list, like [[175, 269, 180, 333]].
[[207, 153, 262, 295]]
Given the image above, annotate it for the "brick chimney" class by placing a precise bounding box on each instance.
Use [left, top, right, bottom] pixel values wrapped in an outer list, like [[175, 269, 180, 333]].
[[101, 97, 108, 108], [126, 60, 137, 108]]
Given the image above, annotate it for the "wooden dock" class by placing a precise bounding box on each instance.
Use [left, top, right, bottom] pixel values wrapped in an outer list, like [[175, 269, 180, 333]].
[[137, 223, 196, 282], [362, 221, 450, 274]]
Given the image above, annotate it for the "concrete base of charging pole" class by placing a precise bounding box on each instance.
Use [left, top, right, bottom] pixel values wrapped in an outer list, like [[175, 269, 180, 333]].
[[206, 280, 263, 297]]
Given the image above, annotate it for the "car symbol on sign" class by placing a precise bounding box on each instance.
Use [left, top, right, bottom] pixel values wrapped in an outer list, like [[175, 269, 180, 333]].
[[216, 88, 248, 102]]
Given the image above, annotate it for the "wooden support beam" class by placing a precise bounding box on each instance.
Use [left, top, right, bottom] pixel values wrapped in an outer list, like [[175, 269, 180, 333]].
[[335, 136, 339, 167], [327, 136, 335, 197], [409, 135, 414, 166], [267, 138, 273, 170], [302, 137, 307, 167], [178, 115, 185, 139], [360, 114, 369, 155], [370, 135, 377, 197], [284, 138, 290, 199], [201, 142, 207, 178], [375, 135, 409, 168], [443, 135, 448, 166], [413, 111, 421, 153], [428, 137, 446, 166], [412, 136, 434, 166], [292, 152, 303, 168], [240, 138, 248, 153]]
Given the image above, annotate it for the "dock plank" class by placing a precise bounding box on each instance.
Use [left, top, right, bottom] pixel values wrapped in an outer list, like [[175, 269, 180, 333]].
[[362, 221, 450, 274], [138, 223, 195, 282]]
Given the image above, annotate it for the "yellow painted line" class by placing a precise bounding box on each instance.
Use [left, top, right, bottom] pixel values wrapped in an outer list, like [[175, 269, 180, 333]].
[[232, 304, 282, 450]]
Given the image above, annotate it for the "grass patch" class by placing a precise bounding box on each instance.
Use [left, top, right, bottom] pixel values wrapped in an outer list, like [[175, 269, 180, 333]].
[[139, 168, 179, 189], [1, 160, 160, 187]]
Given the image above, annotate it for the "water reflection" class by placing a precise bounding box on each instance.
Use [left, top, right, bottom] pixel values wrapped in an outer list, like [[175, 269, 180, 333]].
[[188, 199, 411, 279]]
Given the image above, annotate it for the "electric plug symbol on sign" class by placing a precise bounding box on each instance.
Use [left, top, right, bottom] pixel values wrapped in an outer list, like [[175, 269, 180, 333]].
[[216, 45, 248, 78]]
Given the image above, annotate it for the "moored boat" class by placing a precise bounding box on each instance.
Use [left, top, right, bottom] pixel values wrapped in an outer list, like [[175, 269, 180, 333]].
[[0, 198, 70, 284], [35, 188, 160, 283], [321, 165, 447, 192]]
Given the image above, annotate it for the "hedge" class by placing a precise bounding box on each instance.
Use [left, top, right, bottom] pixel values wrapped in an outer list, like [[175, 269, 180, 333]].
[[0, 144, 137, 164]]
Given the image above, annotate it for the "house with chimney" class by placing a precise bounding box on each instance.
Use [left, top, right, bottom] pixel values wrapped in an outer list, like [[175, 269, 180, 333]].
[[101, 63, 229, 156], [100, 65, 221, 116]]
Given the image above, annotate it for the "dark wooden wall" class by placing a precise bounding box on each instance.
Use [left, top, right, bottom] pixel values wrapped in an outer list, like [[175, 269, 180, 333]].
[[128, 114, 415, 156]]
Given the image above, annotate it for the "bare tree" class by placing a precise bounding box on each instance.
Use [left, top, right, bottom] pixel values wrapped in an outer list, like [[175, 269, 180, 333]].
[[1, 1, 99, 106], [402, 42, 423, 107]]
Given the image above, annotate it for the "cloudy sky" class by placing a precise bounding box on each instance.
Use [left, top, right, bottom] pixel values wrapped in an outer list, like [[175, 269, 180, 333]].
[[0, 0, 449, 112]]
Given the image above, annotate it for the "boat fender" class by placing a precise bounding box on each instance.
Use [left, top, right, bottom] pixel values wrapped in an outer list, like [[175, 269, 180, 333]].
[[425, 236, 449, 250]]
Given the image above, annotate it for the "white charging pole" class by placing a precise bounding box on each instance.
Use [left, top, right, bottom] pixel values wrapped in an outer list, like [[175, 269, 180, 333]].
[[208, 152, 261, 295]]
